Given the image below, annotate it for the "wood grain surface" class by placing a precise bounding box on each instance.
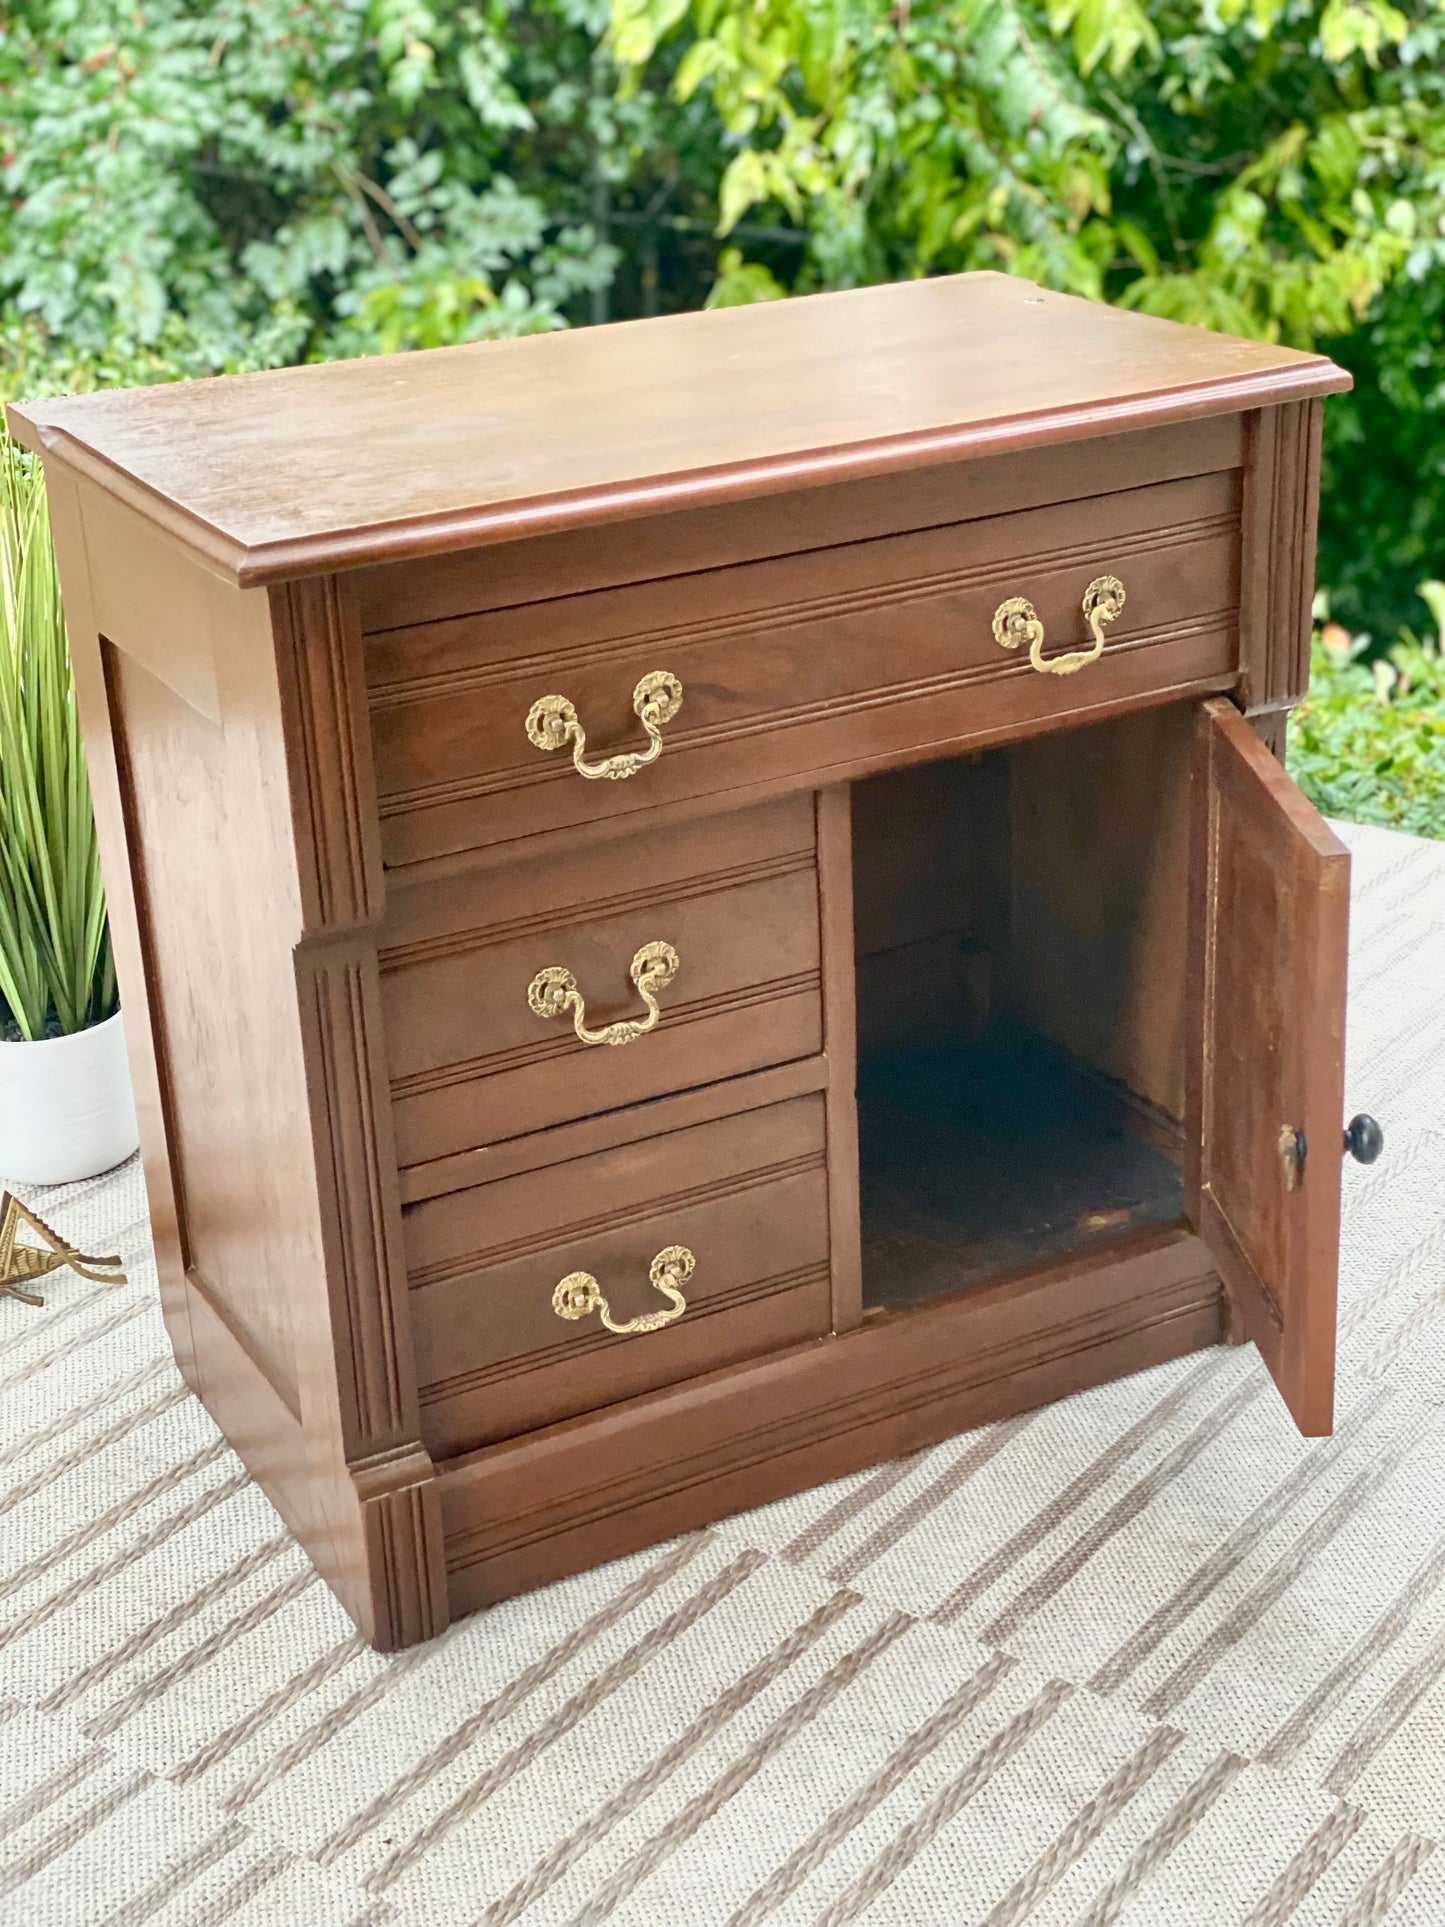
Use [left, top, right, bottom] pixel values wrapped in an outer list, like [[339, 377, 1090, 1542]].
[[8, 273, 1346, 584], [27, 276, 1352, 1646], [381, 796, 822, 1169], [438, 1224, 1223, 1613], [367, 470, 1241, 868], [1187, 698, 1350, 1435], [406, 1093, 832, 1455]]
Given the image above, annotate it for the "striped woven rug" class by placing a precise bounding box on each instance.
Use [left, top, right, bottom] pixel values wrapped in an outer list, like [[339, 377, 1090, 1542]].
[[3, 817, 1444, 1927]]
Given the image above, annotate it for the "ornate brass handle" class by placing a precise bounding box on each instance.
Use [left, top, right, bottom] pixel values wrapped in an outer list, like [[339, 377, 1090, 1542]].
[[992, 575, 1126, 677], [552, 1244, 695, 1335], [528, 940, 680, 1047], [525, 671, 683, 780]]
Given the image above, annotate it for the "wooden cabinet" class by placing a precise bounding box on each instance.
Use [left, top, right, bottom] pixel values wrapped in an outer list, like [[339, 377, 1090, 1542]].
[[11, 271, 1369, 1650]]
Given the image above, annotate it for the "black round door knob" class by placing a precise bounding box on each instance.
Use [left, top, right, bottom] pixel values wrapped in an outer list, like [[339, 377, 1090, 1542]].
[[1343, 1114, 1383, 1164]]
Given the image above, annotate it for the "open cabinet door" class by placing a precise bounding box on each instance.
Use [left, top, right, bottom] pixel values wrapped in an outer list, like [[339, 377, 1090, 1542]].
[[1188, 698, 1350, 1436]]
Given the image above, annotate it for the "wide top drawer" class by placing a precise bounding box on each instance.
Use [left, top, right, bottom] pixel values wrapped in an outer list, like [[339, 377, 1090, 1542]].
[[366, 470, 1240, 868]]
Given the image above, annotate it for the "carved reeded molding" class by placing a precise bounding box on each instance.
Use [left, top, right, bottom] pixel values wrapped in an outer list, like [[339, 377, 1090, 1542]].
[[1238, 399, 1324, 716], [273, 571, 447, 1640], [354, 1444, 448, 1650], [272, 575, 384, 936], [1250, 710, 1288, 765], [301, 945, 417, 1452], [274, 573, 434, 1471]]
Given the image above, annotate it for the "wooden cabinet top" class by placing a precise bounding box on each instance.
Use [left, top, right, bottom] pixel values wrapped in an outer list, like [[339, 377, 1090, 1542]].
[[7, 271, 1346, 589]]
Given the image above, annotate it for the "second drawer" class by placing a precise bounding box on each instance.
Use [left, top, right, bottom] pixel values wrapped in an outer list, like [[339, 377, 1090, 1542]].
[[381, 793, 823, 1171], [405, 1092, 833, 1456]]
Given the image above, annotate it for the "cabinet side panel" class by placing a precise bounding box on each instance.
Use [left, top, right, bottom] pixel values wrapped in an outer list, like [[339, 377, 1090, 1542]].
[[42, 473, 197, 1387], [103, 640, 311, 1409]]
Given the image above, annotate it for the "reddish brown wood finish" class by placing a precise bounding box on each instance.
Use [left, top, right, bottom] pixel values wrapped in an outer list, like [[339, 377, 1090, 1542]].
[[1008, 706, 1195, 1125], [1238, 400, 1325, 719], [438, 1225, 1224, 1612], [1187, 699, 1350, 1435], [365, 472, 1240, 869], [817, 785, 863, 1335], [43, 483, 445, 1649], [41, 476, 199, 1396], [9, 275, 1343, 585], [381, 795, 821, 1169], [395, 1054, 830, 1206], [406, 1094, 831, 1455], [354, 416, 1246, 634], [17, 274, 1352, 1646]]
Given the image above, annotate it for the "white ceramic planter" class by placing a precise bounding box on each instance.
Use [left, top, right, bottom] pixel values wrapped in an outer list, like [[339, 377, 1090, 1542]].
[[0, 1009, 140, 1185]]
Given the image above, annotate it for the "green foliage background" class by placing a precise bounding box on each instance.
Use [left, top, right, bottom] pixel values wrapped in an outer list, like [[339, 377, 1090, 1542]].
[[1, 0, 1442, 829]]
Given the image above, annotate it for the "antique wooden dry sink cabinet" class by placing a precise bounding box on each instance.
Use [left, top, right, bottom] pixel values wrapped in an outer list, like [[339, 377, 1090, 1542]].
[[12, 273, 1382, 1651]]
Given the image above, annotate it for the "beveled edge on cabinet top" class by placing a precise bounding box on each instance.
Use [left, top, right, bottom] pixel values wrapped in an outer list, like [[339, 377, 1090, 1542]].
[[7, 272, 1349, 591]]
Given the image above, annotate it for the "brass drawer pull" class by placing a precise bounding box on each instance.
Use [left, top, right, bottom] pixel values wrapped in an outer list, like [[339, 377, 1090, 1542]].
[[526, 670, 683, 780], [992, 574, 1126, 677], [528, 940, 679, 1047], [552, 1244, 695, 1334]]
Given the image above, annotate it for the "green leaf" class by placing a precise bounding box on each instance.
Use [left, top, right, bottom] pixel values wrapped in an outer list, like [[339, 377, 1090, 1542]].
[[1319, 0, 1410, 67], [1418, 581, 1445, 650], [705, 246, 788, 304], [1114, 218, 1158, 275], [717, 149, 771, 234]]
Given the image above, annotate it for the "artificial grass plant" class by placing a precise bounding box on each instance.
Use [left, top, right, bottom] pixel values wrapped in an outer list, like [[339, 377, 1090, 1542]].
[[0, 434, 115, 1040]]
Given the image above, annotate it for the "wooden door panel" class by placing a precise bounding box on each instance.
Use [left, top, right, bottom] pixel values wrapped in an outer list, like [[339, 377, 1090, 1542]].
[[1188, 698, 1349, 1434]]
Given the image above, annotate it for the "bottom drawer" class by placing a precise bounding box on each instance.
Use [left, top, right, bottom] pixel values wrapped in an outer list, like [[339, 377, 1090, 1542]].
[[405, 1093, 832, 1456]]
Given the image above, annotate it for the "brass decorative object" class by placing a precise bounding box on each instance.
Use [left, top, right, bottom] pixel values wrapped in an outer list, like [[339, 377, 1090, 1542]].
[[992, 573, 1127, 676], [528, 940, 680, 1047], [525, 670, 683, 780], [551, 1243, 694, 1335], [0, 1191, 126, 1307]]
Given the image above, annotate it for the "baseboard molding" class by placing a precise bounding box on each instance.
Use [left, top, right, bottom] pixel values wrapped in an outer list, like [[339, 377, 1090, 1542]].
[[438, 1225, 1224, 1616]]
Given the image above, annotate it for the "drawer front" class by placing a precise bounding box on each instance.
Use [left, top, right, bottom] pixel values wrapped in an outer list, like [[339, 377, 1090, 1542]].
[[381, 794, 822, 1171], [406, 1093, 832, 1456], [367, 471, 1240, 867]]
